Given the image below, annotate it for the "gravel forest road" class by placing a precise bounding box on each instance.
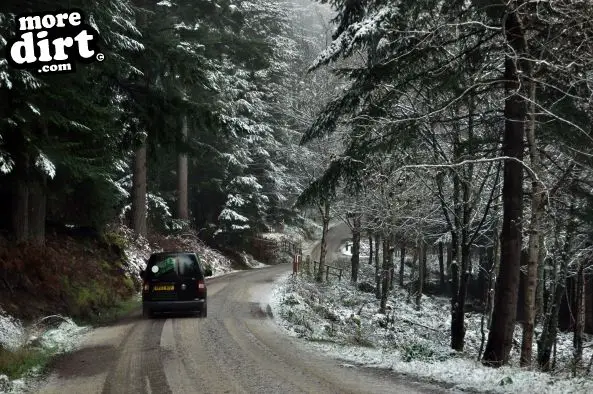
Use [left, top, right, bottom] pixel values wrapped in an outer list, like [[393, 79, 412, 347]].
[[35, 228, 449, 394]]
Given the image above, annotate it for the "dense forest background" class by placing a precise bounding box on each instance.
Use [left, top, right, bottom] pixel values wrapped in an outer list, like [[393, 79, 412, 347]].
[[298, 0, 593, 372], [0, 0, 336, 250]]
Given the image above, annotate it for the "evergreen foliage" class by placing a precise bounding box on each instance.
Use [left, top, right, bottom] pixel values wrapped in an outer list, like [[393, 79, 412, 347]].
[[0, 0, 334, 245]]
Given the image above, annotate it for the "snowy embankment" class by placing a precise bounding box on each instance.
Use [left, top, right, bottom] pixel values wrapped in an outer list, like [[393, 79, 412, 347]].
[[261, 219, 322, 247], [260, 225, 307, 246], [0, 311, 88, 393], [270, 242, 593, 394], [117, 225, 237, 278], [0, 225, 241, 393]]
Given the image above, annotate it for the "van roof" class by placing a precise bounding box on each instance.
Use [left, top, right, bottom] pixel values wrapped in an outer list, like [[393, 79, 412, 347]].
[[150, 251, 197, 256]]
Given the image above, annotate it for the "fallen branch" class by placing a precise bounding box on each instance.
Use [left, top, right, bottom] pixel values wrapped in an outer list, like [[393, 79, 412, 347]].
[[31, 314, 70, 328], [357, 302, 369, 315], [401, 317, 442, 333]]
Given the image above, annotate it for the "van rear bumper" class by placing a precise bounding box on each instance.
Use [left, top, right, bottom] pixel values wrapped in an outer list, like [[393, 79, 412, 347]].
[[143, 299, 205, 312]]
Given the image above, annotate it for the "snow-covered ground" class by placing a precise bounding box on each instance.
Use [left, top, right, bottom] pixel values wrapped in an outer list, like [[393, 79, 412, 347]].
[[0, 314, 89, 393], [261, 229, 306, 247], [239, 251, 267, 269], [0, 310, 24, 352], [270, 241, 593, 394]]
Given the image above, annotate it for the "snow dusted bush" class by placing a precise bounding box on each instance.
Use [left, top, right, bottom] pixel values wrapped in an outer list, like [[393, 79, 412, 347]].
[[271, 245, 593, 393], [239, 252, 266, 269], [283, 218, 321, 243], [147, 230, 235, 277], [0, 374, 11, 392], [104, 224, 237, 279], [0, 310, 24, 352], [103, 224, 151, 282], [0, 313, 88, 393], [25, 316, 88, 354]]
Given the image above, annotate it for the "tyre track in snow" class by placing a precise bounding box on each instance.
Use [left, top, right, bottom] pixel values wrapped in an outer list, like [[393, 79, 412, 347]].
[[100, 318, 170, 394], [35, 261, 448, 394]]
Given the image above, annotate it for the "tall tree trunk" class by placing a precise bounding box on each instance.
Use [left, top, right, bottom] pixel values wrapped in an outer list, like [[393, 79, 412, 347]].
[[13, 180, 29, 243], [422, 244, 429, 287], [28, 172, 46, 247], [535, 234, 546, 324], [13, 151, 29, 244], [351, 215, 361, 283], [482, 9, 528, 367], [573, 260, 585, 374], [28, 122, 49, 247], [132, 7, 149, 238], [446, 243, 453, 291], [177, 114, 189, 220], [438, 241, 446, 290], [452, 216, 472, 351], [479, 246, 496, 359], [399, 244, 405, 287], [380, 237, 391, 313], [451, 92, 475, 352], [520, 81, 545, 367], [537, 218, 568, 371], [489, 215, 502, 327], [375, 234, 381, 299], [316, 200, 330, 282], [449, 165, 461, 349], [416, 240, 425, 310], [537, 250, 566, 370], [478, 249, 488, 302], [389, 239, 395, 290], [368, 233, 373, 265], [477, 249, 488, 303], [131, 143, 148, 237], [407, 245, 419, 302], [585, 270, 593, 336], [448, 111, 463, 343]]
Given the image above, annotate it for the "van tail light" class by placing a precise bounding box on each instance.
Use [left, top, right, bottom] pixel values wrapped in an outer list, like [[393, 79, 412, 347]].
[[197, 280, 206, 292]]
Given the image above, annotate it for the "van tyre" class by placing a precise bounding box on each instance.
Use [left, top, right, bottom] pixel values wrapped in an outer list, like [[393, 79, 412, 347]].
[[200, 304, 207, 318], [143, 306, 153, 319]]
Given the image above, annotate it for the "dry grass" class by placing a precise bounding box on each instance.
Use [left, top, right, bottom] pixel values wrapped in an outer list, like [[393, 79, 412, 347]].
[[0, 346, 50, 379], [0, 233, 137, 322]]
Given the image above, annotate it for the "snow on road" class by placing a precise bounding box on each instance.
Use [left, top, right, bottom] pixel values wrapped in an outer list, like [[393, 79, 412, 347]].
[[270, 240, 593, 394]]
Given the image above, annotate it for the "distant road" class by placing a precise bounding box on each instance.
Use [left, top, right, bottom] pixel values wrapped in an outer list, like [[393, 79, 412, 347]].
[[307, 221, 352, 263]]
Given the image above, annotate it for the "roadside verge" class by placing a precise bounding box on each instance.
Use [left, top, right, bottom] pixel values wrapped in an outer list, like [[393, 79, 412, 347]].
[[268, 240, 593, 394]]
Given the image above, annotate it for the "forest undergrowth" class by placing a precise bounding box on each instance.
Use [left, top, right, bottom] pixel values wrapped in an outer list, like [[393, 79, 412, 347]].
[[272, 244, 593, 394]]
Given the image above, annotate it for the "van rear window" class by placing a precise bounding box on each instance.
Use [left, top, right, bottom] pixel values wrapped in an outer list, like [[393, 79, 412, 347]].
[[148, 256, 177, 280], [177, 254, 199, 277], [147, 253, 203, 280]]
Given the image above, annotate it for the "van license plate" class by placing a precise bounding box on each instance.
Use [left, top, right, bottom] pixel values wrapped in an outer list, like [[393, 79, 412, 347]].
[[154, 285, 174, 291]]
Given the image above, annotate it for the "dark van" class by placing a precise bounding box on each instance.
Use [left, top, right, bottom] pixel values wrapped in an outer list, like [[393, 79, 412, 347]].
[[140, 252, 212, 318]]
